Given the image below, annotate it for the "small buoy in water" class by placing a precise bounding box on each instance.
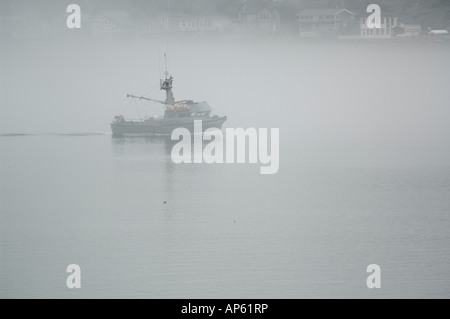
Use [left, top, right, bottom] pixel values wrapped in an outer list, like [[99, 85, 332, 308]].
[[163, 201, 167, 204]]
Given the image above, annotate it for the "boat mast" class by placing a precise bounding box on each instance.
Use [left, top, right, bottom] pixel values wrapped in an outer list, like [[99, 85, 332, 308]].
[[160, 53, 175, 105]]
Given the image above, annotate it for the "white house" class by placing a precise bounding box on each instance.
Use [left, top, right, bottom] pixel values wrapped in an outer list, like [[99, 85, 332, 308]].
[[136, 15, 170, 35], [428, 30, 449, 39], [238, 0, 280, 34], [177, 15, 213, 32], [92, 11, 134, 37], [136, 14, 232, 35], [177, 15, 232, 33], [297, 8, 355, 37], [400, 23, 422, 36], [360, 16, 399, 39]]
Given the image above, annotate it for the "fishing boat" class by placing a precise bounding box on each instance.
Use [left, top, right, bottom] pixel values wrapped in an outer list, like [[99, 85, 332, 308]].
[[111, 69, 227, 137]]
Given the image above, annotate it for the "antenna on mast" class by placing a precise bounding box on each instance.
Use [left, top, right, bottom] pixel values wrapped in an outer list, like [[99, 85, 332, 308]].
[[160, 52, 174, 105], [164, 53, 169, 78]]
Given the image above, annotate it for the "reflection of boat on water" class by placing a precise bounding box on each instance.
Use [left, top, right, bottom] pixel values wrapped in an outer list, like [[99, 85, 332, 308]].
[[111, 69, 227, 137]]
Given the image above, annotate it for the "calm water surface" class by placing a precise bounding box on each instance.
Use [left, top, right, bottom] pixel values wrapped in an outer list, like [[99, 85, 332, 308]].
[[1, 135, 450, 298]]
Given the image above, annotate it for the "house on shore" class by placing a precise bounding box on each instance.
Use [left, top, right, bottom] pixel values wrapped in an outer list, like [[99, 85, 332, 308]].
[[338, 13, 422, 40], [296, 8, 355, 38], [428, 30, 449, 38], [176, 14, 232, 33], [395, 22, 422, 37], [135, 14, 233, 36], [135, 15, 170, 35], [237, 0, 280, 34], [359, 15, 422, 39], [92, 11, 135, 38], [360, 15, 399, 39]]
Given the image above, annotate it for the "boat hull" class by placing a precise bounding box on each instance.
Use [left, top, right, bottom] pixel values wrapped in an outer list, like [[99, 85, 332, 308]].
[[111, 116, 227, 137]]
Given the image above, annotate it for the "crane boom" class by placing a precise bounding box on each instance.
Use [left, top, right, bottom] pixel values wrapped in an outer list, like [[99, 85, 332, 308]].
[[126, 94, 167, 105]]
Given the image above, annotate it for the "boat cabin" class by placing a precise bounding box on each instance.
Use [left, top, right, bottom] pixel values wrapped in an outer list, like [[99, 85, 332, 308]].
[[164, 101, 212, 119]]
